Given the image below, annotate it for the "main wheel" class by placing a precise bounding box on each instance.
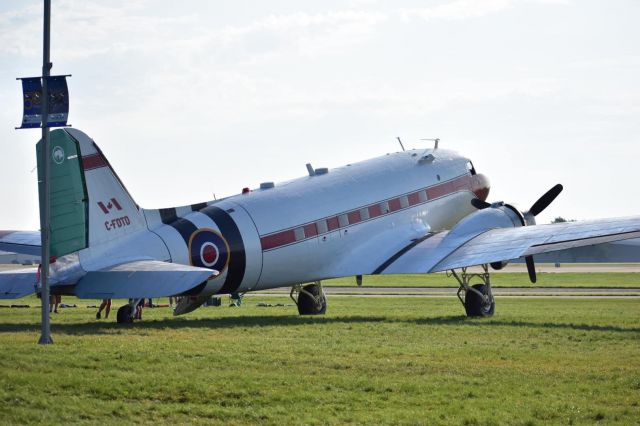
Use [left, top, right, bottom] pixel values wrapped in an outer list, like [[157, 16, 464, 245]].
[[116, 305, 134, 324], [297, 284, 327, 315], [464, 284, 495, 317]]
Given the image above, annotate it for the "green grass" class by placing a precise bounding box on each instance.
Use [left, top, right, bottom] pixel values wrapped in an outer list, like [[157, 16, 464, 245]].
[[325, 273, 640, 288], [1, 296, 639, 425]]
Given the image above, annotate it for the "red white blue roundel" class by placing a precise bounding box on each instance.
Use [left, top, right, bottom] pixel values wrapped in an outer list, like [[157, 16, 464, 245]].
[[189, 229, 230, 273]]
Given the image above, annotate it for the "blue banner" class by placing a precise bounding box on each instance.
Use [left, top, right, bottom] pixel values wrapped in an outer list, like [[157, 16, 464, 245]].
[[18, 75, 69, 129], [46, 76, 69, 127], [19, 77, 43, 128]]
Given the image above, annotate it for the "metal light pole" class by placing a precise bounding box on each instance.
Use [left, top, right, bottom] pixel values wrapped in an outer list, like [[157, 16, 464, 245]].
[[38, 0, 53, 345]]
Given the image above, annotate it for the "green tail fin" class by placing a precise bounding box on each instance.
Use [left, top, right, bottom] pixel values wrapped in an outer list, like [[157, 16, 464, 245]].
[[36, 129, 89, 257]]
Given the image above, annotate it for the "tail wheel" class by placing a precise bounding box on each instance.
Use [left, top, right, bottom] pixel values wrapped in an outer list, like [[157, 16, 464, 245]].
[[464, 284, 495, 317], [297, 283, 327, 315], [116, 305, 134, 324]]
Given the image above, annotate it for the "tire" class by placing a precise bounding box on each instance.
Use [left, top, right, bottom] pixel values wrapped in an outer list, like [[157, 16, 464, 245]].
[[116, 305, 134, 324], [297, 284, 327, 315], [464, 284, 495, 317]]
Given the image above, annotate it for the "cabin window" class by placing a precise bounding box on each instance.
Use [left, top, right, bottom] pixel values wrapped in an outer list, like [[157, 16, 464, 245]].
[[338, 214, 349, 228], [294, 227, 305, 241], [380, 201, 389, 214], [466, 161, 477, 176], [360, 208, 370, 220], [419, 190, 428, 202], [316, 220, 328, 234], [399, 195, 409, 209]]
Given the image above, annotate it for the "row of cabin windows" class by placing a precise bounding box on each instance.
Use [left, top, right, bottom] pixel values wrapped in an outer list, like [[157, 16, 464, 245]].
[[292, 190, 431, 241]]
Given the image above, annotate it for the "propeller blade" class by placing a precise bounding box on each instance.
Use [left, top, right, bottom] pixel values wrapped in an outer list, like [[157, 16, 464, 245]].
[[529, 184, 563, 216], [525, 255, 537, 283], [471, 198, 491, 210]]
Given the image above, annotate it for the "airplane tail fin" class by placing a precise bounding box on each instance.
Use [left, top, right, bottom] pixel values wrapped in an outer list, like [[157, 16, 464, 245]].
[[37, 129, 147, 257]]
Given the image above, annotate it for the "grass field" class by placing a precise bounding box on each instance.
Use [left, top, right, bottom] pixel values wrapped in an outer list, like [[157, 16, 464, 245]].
[[1, 295, 638, 425], [325, 272, 640, 288]]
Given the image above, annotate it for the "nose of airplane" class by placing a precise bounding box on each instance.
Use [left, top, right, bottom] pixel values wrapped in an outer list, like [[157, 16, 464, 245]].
[[471, 173, 490, 201]]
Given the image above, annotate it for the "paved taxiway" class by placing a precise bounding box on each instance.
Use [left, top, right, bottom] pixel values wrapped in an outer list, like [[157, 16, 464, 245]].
[[254, 286, 640, 298]]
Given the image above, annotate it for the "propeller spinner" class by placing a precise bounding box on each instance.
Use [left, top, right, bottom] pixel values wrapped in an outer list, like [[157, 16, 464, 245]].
[[471, 184, 563, 283]]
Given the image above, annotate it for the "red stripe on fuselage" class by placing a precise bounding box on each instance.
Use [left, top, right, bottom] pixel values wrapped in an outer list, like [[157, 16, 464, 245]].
[[304, 223, 318, 237], [261, 230, 296, 250], [348, 211, 361, 224], [260, 174, 472, 251], [82, 154, 108, 170]]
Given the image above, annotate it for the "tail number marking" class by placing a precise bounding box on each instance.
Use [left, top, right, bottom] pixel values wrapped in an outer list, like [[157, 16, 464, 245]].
[[104, 216, 131, 231]]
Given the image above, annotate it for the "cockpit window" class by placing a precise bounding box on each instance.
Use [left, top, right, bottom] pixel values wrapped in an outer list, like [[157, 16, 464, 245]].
[[466, 161, 477, 176]]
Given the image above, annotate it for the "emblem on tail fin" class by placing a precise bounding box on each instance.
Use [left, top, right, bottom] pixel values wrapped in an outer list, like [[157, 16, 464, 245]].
[[52, 146, 65, 164], [97, 198, 123, 215]]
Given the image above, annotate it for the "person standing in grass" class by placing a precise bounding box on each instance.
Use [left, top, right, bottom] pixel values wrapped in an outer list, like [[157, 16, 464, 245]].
[[135, 298, 144, 320], [49, 294, 61, 313], [96, 299, 111, 319]]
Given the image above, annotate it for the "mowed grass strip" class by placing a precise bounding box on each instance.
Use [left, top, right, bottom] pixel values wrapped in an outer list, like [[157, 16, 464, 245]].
[[325, 272, 640, 288], [0, 296, 638, 425]]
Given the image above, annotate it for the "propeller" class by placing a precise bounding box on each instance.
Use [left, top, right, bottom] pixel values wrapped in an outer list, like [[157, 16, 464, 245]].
[[528, 184, 564, 217], [470, 184, 563, 283], [470, 198, 491, 210]]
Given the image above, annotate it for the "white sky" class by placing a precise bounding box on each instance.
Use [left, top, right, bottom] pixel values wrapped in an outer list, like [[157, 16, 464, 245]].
[[1, 0, 639, 230]]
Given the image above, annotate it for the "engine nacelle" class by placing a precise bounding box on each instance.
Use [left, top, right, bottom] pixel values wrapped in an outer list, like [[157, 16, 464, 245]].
[[490, 261, 509, 270], [447, 203, 524, 242]]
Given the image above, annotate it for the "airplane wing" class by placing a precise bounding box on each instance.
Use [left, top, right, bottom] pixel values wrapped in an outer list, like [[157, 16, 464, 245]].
[[0, 231, 41, 258], [378, 216, 640, 274], [74, 260, 218, 299], [0, 268, 38, 299]]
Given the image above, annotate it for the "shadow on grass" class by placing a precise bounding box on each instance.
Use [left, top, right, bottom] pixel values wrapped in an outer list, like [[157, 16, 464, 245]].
[[1, 314, 638, 335]]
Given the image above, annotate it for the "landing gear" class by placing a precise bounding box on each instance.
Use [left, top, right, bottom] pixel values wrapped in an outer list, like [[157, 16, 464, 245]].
[[291, 282, 327, 315], [116, 298, 142, 324], [116, 305, 134, 323], [449, 264, 495, 317]]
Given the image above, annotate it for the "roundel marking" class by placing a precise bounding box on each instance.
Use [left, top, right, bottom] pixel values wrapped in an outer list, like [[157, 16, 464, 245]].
[[188, 228, 230, 275]]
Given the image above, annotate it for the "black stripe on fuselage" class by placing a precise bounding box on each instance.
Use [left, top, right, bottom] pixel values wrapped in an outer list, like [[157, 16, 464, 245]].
[[160, 208, 198, 247], [372, 234, 434, 275], [160, 208, 178, 223], [191, 202, 208, 211], [199, 205, 246, 295]]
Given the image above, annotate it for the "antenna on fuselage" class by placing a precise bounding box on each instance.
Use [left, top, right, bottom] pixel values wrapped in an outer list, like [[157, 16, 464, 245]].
[[421, 138, 440, 150], [306, 163, 315, 176], [396, 137, 405, 152]]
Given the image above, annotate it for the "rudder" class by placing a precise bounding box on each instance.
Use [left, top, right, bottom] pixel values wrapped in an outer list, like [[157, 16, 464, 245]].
[[37, 129, 146, 256]]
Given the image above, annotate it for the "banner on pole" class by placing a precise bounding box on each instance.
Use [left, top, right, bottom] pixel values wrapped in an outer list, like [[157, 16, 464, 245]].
[[17, 75, 70, 129]]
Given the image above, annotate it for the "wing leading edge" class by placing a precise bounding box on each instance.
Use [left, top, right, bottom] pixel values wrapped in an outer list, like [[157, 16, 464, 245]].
[[378, 216, 640, 274], [0, 230, 41, 258]]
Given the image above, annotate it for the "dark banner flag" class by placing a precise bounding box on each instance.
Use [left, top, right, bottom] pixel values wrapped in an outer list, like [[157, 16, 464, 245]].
[[17, 75, 70, 129], [19, 77, 43, 128]]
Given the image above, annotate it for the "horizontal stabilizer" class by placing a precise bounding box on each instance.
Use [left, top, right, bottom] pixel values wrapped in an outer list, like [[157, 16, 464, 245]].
[[74, 260, 217, 299], [0, 268, 37, 299], [0, 230, 41, 258]]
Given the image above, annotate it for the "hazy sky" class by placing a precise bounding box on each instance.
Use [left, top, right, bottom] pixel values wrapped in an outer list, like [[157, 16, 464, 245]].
[[1, 0, 639, 230]]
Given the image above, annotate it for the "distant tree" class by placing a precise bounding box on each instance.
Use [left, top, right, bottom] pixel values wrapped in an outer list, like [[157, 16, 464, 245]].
[[551, 217, 576, 224]]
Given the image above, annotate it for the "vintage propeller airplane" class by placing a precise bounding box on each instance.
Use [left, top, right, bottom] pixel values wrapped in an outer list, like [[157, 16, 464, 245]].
[[1, 128, 639, 322]]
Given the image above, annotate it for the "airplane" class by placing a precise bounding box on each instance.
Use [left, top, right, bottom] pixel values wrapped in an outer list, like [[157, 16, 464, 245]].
[[1, 128, 639, 323]]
